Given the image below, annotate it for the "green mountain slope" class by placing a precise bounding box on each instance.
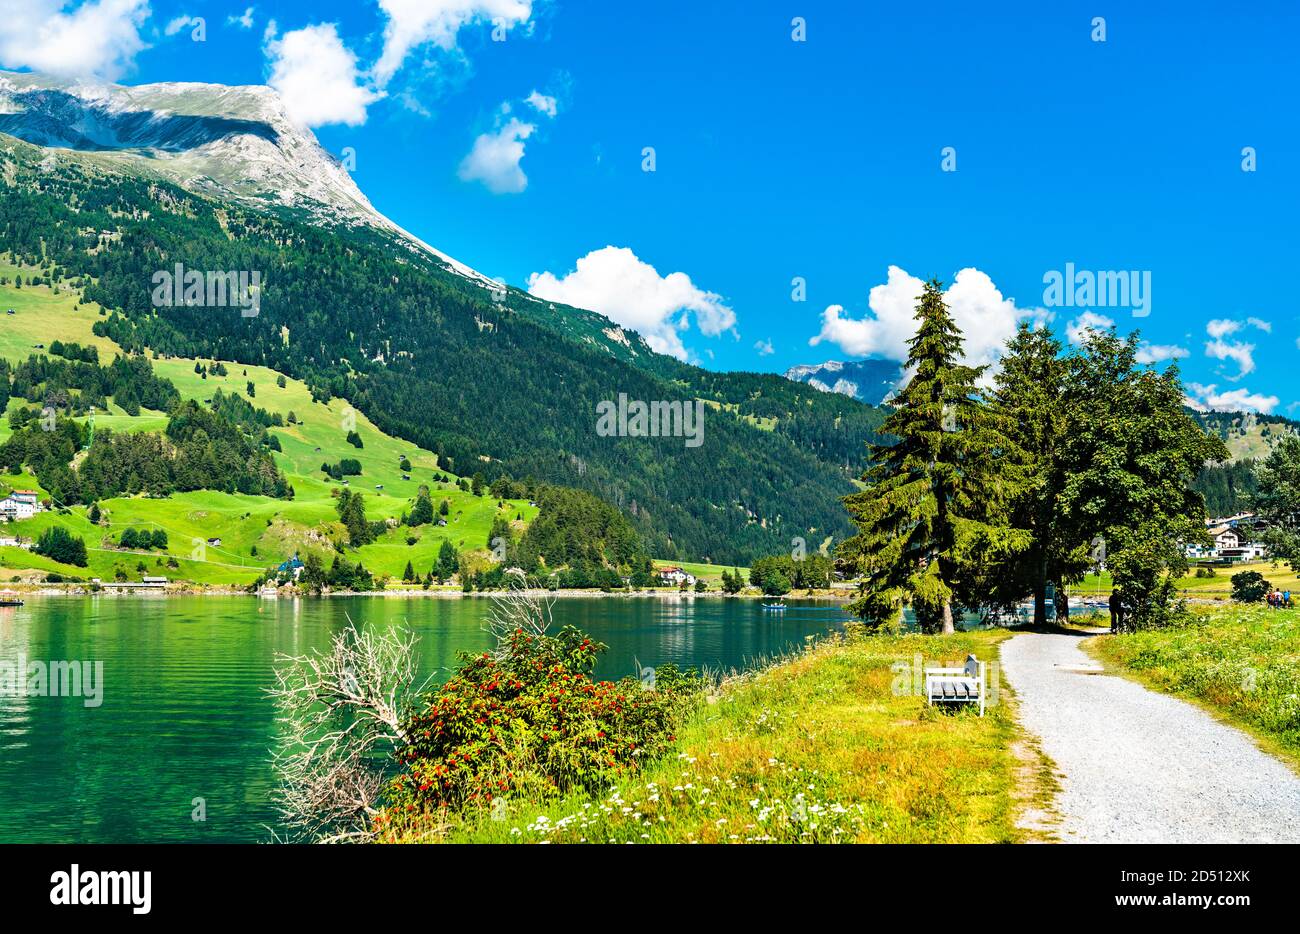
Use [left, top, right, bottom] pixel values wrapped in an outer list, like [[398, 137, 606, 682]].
[[0, 135, 884, 564], [1186, 410, 1300, 516], [0, 261, 535, 585]]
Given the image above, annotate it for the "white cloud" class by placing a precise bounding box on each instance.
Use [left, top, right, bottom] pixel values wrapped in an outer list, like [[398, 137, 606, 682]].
[[1206, 318, 1241, 339], [754, 339, 774, 356], [373, 0, 533, 88], [458, 115, 535, 194], [1135, 343, 1189, 365], [1204, 338, 1255, 380], [0, 0, 150, 79], [527, 246, 737, 361], [1203, 318, 1263, 381], [524, 89, 557, 118], [1207, 317, 1269, 340], [164, 14, 196, 36], [266, 24, 380, 128], [1185, 383, 1279, 414], [809, 266, 1051, 371], [811, 266, 1055, 369], [226, 6, 254, 29], [458, 89, 562, 193], [1065, 310, 1116, 345]]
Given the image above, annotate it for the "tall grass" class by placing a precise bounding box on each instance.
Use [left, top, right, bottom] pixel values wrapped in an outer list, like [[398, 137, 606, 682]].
[[1091, 605, 1300, 760], [393, 627, 1024, 844]]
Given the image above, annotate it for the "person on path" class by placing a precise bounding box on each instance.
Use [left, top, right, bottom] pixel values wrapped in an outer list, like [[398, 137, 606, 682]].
[[1109, 590, 1123, 632]]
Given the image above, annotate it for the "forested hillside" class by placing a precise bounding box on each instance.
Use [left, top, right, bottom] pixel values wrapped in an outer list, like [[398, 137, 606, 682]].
[[0, 138, 884, 563], [1191, 460, 1259, 517], [1186, 410, 1300, 515]]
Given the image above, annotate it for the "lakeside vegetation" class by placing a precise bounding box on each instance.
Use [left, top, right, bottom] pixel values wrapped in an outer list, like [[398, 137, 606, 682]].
[[267, 589, 1032, 845], [385, 626, 1027, 843], [1090, 605, 1300, 767]]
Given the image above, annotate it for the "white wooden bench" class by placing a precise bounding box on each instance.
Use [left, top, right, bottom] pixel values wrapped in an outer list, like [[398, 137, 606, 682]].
[[925, 654, 986, 716]]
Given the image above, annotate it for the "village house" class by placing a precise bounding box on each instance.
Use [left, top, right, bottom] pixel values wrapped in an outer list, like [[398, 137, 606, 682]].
[[658, 566, 697, 587], [0, 491, 44, 522], [1209, 524, 1242, 552], [1186, 513, 1269, 562]]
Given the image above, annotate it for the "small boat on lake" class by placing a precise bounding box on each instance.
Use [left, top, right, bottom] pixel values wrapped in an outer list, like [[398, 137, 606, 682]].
[[761, 601, 787, 611], [0, 593, 23, 607]]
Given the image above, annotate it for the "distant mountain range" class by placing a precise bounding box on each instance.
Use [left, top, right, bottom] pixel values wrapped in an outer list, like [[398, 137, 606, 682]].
[[783, 359, 904, 405]]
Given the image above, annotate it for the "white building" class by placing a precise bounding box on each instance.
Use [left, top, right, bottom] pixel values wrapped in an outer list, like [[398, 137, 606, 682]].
[[0, 491, 43, 522], [1208, 524, 1241, 552], [1189, 523, 1268, 562], [658, 566, 697, 586]]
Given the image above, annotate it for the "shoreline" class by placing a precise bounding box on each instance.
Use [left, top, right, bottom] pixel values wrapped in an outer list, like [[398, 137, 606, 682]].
[[0, 585, 855, 601]]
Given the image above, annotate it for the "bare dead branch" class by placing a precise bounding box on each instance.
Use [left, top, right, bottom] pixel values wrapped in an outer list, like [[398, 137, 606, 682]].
[[267, 617, 430, 843], [482, 568, 555, 651]]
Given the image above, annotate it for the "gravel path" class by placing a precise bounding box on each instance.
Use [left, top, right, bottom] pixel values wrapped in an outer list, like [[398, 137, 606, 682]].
[[1000, 630, 1300, 843]]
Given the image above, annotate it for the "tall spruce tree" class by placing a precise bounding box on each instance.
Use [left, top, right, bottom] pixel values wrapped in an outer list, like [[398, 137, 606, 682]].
[[839, 279, 1026, 633]]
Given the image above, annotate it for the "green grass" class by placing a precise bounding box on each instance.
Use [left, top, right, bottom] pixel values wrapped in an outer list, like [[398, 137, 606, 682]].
[[1088, 604, 1300, 767], [0, 262, 537, 586], [0, 261, 120, 363], [412, 627, 1026, 844], [1072, 560, 1300, 600], [1169, 560, 1300, 597], [652, 558, 750, 585]]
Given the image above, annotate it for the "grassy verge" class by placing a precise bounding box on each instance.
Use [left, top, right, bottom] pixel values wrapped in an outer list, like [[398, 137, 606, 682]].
[[1087, 604, 1300, 767], [400, 627, 1034, 843]]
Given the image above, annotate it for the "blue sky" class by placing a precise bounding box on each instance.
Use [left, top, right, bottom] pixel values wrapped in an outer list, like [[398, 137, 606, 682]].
[[3, 1, 1298, 411]]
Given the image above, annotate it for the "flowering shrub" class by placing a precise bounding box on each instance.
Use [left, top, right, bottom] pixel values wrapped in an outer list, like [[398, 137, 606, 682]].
[[375, 626, 700, 833]]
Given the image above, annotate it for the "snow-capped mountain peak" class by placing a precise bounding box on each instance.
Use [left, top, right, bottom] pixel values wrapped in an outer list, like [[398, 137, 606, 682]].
[[783, 359, 904, 405]]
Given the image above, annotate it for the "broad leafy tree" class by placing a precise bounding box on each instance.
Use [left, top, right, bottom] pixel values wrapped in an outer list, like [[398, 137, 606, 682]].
[[1249, 435, 1300, 570], [1057, 331, 1226, 629]]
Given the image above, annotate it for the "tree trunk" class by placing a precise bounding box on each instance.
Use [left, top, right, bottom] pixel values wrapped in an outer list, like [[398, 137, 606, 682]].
[[1033, 535, 1050, 626], [940, 601, 955, 634], [1056, 585, 1070, 623], [1033, 581, 1047, 627]]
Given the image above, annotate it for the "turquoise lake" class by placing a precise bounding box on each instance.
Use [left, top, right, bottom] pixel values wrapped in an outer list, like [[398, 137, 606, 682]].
[[0, 594, 858, 843]]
